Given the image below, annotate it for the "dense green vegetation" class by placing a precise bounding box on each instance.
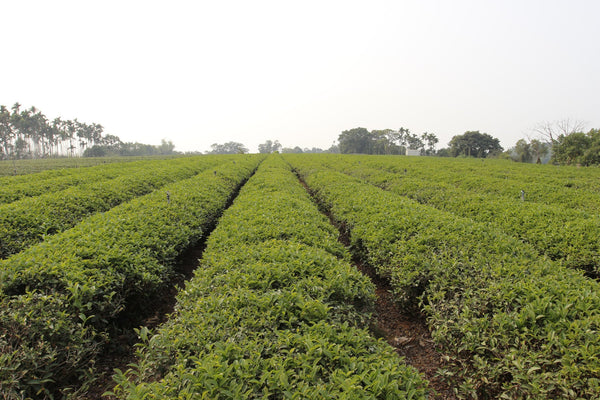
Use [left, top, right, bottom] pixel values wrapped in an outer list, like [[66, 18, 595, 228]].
[[0, 156, 235, 259], [2, 154, 600, 398], [0, 156, 153, 176], [285, 154, 600, 398], [110, 155, 427, 399], [297, 154, 600, 276], [0, 157, 199, 205], [0, 156, 262, 398]]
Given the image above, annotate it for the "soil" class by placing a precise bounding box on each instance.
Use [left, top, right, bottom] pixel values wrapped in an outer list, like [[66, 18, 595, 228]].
[[85, 243, 204, 399], [355, 261, 456, 399], [83, 174, 252, 399], [296, 173, 457, 399], [88, 171, 457, 398]]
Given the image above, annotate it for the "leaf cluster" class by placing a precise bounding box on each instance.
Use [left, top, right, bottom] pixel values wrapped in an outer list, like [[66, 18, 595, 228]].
[[0, 156, 262, 398], [0, 156, 231, 259], [110, 156, 428, 399], [310, 154, 600, 276], [287, 155, 600, 399]]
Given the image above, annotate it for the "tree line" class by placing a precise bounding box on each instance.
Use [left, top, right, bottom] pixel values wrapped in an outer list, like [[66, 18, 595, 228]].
[[338, 123, 600, 166], [337, 127, 439, 155], [336, 127, 504, 157], [0, 103, 177, 159], [509, 120, 599, 166]]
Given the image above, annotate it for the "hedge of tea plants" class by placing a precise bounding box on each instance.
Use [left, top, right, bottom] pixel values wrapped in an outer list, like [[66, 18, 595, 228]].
[[109, 155, 428, 399], [0, 156, 232, 259], [0, 155, 145, 176], [0, 156, 262, 398], [286, 156, 600, 399], [302, 154, 600, 276], [0, 157, 202, 205]]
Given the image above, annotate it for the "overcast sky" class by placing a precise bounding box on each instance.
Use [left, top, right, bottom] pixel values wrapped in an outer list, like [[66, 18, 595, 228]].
[[2, 0, 599, 153]]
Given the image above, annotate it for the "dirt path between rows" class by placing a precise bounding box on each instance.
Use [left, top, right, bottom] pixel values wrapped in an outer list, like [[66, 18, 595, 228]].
[[355, 261, 456, 399], [295, 172, 456, 399], [86, 238, 206, 399], [86, 171, 256, 399]]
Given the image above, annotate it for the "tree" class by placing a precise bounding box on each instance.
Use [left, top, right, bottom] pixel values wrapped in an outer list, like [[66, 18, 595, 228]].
[[421, 132, 439, 155], [529, 139, 550, 163], [338, 127, 372, 154], [511, 139, 533, 162], [303, 147, 324, 153], [258, 140, 281, 154], [405, 132, 424, 151], [281, 146, 303, 153], [157, 139, 176, 155], [207, 142, 248, 154], [0, 105, 14, 160], [327, 143, 340, 153], [448, 131, 503, 158], [533, 119, 586, 144], [551, 128, 600, 166]]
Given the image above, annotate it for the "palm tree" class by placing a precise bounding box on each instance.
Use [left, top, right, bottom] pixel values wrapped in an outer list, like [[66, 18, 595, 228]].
[[0, 105, 14, 160]]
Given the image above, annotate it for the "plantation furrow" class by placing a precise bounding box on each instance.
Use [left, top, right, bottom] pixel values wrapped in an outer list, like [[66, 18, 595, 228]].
[[295, 172, 456, 399], [89, 167, 252, 399], [295, 154, 600, 276], [0, 156, 230, 259], [109, 155, 428, 399], [0, 155, 263, 399], [286, 156, 600, 399]]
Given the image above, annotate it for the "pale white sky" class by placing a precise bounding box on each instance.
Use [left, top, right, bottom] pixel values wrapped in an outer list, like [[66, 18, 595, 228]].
[[2, 0, 599, 153]]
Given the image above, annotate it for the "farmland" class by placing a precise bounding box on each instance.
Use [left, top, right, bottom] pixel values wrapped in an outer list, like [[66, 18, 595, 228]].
[[1, 154, 600, 399]]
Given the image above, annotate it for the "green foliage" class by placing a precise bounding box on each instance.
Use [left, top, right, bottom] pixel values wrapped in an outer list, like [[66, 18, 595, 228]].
[[0, 155, 163, 176], [0, 156, 232, 258], [0, 156, 262, 398], [206, 142, 248, 154], [448, 130, 503, 158], [552, 128, 600, 166], [510, 138, 550, 163], [300, 154, 600, 275], [286, 154, 600, 399], [0, 157, 190, 205], [257, 139, 282, 154], [110, 155, 428, 399]]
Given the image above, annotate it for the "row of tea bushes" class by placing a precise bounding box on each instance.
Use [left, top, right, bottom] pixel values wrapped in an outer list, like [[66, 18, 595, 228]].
[[287, 157, 600, 399], [0, 156, 230, 259], [305, 155, 600, 276], [0, 157, 220, 205], [308, 154, 600, 214], [110, 156, 428, 399], [0, 156, 262, 398], [0, 156, 142, 177]]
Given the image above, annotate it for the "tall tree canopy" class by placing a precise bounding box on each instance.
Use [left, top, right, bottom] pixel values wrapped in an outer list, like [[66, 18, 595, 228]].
[[337, 127, 436, 155], [448, 131, 503, 158], [510, 138, 550, 163], [551, 128, 600, 166], [338, 127, 374, 154], [206, 142, 248, 155], [1, 102, 176, 159], [258, 139, 282, 154], [0, 103, 106, 159]]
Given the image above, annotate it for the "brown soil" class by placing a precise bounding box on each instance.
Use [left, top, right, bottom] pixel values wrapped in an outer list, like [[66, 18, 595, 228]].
[[85, 243, 204, 399], [356, 261, 456, 399], [82, 174, 254, 399], [89, 170, 456, 398], [295, 172, 456, 399]]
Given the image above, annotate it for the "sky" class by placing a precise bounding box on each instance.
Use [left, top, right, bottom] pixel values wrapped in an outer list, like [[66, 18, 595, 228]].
[[1, 0, 599, 153]]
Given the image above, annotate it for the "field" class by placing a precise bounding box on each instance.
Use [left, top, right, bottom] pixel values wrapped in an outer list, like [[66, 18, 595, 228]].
[[1, 154, 600, 399]]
